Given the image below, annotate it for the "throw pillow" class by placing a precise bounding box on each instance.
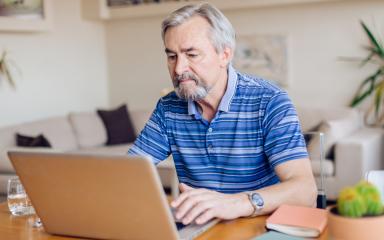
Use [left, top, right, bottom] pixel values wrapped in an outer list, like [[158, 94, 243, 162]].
[[69, 112, 107, 148], [16, 133, 52, 148], [97, 104, 136, 145], [306, 117, 360, 161]]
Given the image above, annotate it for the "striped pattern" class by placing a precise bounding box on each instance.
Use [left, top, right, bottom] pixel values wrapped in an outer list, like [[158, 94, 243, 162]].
[[128, 66, 308, 193]]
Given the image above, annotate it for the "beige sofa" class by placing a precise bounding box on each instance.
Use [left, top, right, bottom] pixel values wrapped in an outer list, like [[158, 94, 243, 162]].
[[0, 109, 178, 197], [0, 106, 382, 200], [297, 106, 384, 199]]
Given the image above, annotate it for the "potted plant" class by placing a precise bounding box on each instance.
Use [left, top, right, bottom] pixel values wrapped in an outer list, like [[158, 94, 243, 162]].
[[328, 181, 384, 240], [349, 21, 384, 126]]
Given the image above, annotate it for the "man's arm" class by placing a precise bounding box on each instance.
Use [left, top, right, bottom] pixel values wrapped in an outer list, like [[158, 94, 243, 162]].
[[128, 99, 171, 164], [171, 158, 317, 225], [247, 158, 317, 215]]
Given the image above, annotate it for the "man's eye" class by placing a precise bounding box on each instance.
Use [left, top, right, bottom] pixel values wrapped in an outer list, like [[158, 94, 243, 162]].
[[167, 55, 176, 60], [188, 54, 198, 58]]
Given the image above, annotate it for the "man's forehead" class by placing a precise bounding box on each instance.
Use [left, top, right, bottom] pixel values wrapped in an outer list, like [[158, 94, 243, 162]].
[[164, 33, 209, 52], [164, 29, 211, 51]]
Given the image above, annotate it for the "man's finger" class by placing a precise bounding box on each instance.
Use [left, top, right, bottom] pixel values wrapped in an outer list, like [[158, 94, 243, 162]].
[[179, 183, 194, 192], [171, 187, 206, 208], [175, 193, 208, 220], [181, 200, 213, 225], [195, 208, 215, 225]]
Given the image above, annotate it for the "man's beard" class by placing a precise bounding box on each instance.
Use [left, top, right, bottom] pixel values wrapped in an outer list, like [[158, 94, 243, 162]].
[[173, 72, 210, 101]]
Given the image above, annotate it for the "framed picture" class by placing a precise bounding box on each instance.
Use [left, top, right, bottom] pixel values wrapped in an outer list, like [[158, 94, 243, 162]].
[[233, 34, 289, 87], [0, 0, 52, 32]]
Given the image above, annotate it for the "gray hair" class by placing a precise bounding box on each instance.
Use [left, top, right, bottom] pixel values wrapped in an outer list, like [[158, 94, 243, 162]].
[[161, 3, 236, 55]]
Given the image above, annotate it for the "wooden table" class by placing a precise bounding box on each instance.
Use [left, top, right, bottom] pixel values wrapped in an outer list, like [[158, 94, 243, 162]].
[[0, 203, 328, 240]]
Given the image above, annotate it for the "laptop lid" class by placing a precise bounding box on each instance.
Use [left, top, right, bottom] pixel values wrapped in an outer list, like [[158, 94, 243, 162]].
[[8, 151, 179, 240]]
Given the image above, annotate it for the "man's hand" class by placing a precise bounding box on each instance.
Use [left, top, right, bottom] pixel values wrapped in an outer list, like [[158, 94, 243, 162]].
[[171, 183, 254, 225]]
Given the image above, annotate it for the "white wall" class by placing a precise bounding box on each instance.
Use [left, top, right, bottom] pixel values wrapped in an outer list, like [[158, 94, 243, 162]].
[[105, 0, 384, 111], [0, 0, 109, 127], [1, 0, 382, 128]]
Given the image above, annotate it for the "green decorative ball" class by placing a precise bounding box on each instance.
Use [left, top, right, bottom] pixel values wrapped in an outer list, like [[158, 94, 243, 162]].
[[355, 181, 383, 216], [337, 187, 367, 218]]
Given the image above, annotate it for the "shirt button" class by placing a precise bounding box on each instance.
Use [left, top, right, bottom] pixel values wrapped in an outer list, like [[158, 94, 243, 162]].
[[208, 144, 213, 149], [208, 128, 213, 133]]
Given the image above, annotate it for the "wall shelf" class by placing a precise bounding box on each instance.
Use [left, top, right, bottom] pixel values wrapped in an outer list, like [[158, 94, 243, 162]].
[[82, 0, 353, 20]]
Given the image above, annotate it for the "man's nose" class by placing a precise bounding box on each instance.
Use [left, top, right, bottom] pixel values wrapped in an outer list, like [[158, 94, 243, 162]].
[[175, 56, 188, 75]]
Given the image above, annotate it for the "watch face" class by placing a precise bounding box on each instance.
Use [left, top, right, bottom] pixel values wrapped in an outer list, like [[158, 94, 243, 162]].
[[251, 193, 264, 207]]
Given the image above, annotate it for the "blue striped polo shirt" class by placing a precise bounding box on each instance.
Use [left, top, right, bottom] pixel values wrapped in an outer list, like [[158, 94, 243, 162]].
[[128, 65, 308, 193]]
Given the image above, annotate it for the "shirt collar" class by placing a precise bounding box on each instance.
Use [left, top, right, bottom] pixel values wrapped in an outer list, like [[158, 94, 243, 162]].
[[188, 64, 237, 115]]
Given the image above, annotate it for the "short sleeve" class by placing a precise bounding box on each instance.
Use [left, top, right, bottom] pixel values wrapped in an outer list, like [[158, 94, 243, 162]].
[[262, 92, 308, 168], [128, 99, 171, 164]]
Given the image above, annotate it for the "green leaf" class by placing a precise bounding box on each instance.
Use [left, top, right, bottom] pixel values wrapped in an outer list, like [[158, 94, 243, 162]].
[[350, 68, 383, 107], [360, 21, 384, 58], [351, 82, 375, 107], [357, 68, 382, 89], [374, 81, 384, 116]]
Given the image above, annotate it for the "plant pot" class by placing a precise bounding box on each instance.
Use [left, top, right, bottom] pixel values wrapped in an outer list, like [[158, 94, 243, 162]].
[[328, 206, 384, 240]]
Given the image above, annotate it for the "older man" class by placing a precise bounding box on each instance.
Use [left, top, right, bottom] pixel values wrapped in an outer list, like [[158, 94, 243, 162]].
[[128, 3, 317, 225]]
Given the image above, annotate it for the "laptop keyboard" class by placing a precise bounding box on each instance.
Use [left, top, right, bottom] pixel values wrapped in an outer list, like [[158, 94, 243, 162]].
[[171, 208, 189, 231], [175, 222, 188, 230]]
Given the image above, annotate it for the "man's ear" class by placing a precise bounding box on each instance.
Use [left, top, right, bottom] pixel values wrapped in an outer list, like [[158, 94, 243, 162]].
[[219, 46, 233, 68]]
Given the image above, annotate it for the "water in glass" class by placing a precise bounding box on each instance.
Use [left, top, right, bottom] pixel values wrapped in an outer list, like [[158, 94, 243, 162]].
[[7, 177, 35, 216]]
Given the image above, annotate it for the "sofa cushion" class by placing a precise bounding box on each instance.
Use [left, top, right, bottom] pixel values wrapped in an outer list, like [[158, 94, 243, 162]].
[[15, 117, 78, 151], [16, 133, 52, 148], [296, 106, 361, 132], [69, 112, 107, 148], [97, 104, 136, 145], [0, 117, 77, 174], [307, 117, 361, 161]]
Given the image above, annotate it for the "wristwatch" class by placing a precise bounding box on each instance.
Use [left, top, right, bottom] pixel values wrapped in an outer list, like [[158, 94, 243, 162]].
[[247, 192, 264, 217]]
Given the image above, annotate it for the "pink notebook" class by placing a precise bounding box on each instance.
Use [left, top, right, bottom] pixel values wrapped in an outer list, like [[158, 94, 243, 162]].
[[266, 204, 327, 238]]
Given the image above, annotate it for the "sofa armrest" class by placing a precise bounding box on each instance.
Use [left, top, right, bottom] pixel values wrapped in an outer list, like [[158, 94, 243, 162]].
[[0, 173, 17, 195], [0, 147, 62, 174], [334, 127, 384, 187], [0, 149, 14, 174]]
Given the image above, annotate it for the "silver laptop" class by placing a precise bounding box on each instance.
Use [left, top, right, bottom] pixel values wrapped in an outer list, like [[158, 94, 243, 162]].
[[8, 151, 219, 240]]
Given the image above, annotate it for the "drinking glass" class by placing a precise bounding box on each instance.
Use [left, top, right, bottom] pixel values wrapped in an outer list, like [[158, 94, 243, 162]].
[[303, 131, 327, 209], [7, 177, 35, 216]]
